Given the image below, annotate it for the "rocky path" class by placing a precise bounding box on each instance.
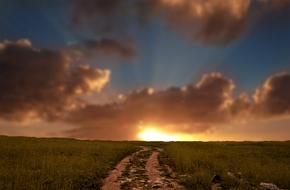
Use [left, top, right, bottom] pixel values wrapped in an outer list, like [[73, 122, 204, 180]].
[[101, 147, 185, 190]]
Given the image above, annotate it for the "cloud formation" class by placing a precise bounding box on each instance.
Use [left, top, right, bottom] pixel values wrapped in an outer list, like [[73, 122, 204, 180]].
[[65, 73, 236, 139], [1, 41, 290, 140], [253, 72, 290, 117], [0, 39, 110, 121], [65, 71, 290, 140], [71, 0, 290, 45], [150, 0, 251, 44]]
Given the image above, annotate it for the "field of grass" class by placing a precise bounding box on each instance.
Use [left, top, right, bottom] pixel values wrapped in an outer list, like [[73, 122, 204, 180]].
[[161, 142, 290, 189], [0, 136, 136, 190], [1, 136, 290, 190]]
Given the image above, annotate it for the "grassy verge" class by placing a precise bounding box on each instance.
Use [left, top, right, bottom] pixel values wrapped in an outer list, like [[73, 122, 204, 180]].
[[0, 136, 137, 190], [162, 141, 290, 190]]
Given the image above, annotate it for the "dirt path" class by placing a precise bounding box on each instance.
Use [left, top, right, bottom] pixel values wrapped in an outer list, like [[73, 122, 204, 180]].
[[146, 151, 183, 189], [101, 147, 185, 190], [101, 155, 131, 190]]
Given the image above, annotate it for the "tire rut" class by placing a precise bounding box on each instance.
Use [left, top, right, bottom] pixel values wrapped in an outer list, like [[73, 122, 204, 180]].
[[101, 147, 185, 190], [147, 151, 184, 190]]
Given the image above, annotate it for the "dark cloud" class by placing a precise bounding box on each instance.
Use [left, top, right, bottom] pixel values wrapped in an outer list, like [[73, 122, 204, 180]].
[[71, 0, 290, 45], [148, 0, 290, 44], [66, 104, 137, 140], [0, 39, 110, 121], [70, 0, 138, 60], [69, 38, 136, 59], [71, 0, 252, 44], [253, 72, 290, 117], [72, 0, 123, 25], [149, 0, 251, 44], [258, 0, 290, 12]]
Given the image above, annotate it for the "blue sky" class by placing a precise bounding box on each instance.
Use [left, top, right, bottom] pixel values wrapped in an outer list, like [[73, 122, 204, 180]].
[[1, 0, 289, 95]]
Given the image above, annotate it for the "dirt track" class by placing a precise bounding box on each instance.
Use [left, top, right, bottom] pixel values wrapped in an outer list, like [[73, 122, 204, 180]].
[[101, 147, 185, 190]]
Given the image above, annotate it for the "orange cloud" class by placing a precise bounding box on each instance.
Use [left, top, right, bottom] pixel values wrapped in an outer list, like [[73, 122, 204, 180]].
[[1, 45, 290, 141], [65, 72, 236, 139], [65, 71, 290, 140]]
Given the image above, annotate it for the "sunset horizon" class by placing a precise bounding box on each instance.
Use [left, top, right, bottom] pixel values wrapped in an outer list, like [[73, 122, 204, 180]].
[[0, 0, 290, 141], [1, 1, 290, 189]]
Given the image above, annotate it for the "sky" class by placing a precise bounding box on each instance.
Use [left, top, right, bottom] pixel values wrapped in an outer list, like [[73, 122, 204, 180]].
[[0, 0, 290, 141]]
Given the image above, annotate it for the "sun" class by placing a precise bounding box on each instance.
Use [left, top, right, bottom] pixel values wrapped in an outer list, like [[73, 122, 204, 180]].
[[137, 126, 196, 141], [138, 128, 179, 141]]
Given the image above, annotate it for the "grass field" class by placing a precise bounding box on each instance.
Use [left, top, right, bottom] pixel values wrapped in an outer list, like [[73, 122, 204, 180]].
[[0, 136, 136, 190], [1, 137, 290, 190], [160, 142, 290, 189]]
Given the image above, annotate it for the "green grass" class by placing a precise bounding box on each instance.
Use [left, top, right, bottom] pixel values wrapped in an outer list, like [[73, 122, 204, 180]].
[[0, 136, 137, 190], [1, 137, 290, 190], [162, 141, 290, 189]]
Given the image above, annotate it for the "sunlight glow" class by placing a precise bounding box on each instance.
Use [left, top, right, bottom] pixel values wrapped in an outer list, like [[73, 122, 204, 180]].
[[138, 128, 178, 141], [137, 127, 195, 141]]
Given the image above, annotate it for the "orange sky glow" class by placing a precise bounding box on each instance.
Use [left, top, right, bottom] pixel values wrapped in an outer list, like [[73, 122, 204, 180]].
[[1, 0, 290, 141]]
